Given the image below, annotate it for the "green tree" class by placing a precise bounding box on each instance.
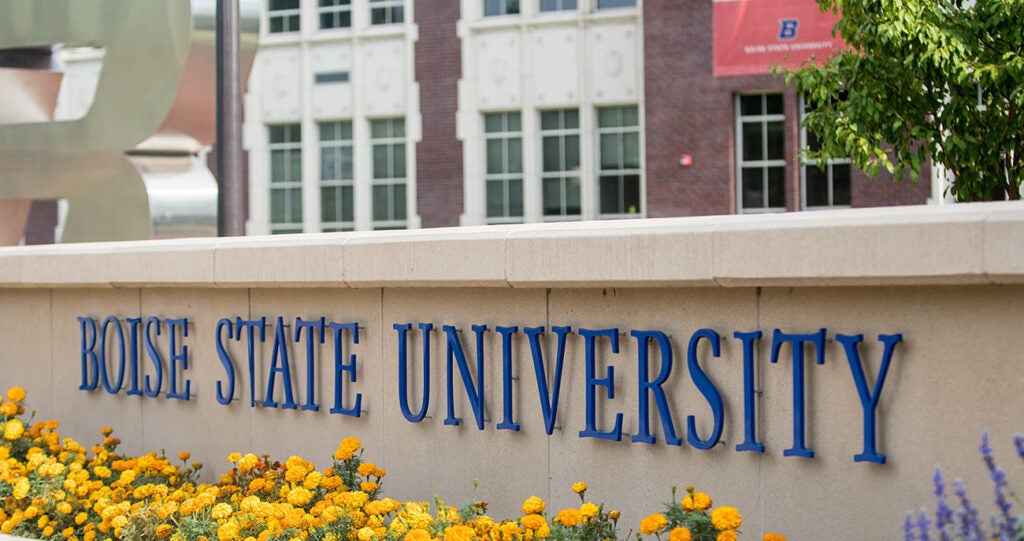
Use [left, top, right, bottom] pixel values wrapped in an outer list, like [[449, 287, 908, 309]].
[[783, 0, 1023, 201]]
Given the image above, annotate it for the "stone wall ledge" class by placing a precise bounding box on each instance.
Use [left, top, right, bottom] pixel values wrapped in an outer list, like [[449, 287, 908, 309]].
[[0, 202, 1020, 288]]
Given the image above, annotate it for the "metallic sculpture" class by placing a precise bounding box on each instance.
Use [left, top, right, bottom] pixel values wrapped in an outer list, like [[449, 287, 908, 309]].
[[0, 0, 257, 243]]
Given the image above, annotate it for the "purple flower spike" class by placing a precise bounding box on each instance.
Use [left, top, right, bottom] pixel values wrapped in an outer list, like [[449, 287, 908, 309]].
[[980, 432, 1018, 539], [905, 512, 918, 541], [933, 468, 953, 541], [953, 478, 982, 541], [917, 509, 932, 541]]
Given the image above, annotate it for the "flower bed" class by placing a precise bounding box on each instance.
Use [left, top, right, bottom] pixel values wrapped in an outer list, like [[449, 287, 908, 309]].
[[0, 388, 784, 541]]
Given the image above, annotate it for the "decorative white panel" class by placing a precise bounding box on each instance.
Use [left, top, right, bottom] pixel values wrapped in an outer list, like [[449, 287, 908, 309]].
[[586, 22, 639, 105], [310, 43, 354, 119], [259, 47, 302, 121], [475, 31, 521, 109], [56, 59, 102, 121], [361, 39, 407, 116], [531, 27, 579, 107]]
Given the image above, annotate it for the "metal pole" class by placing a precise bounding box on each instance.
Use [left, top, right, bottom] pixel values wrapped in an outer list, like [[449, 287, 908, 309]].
[[216, 0, 245, 236]]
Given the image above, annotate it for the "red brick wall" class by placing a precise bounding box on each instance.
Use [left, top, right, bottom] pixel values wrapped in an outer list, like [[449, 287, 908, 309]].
[[414, 0, 464, 228], [642, 0, 929, 217]]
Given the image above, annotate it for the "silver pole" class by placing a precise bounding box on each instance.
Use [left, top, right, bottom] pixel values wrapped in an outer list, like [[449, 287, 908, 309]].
[[216, 0, 245, 236]]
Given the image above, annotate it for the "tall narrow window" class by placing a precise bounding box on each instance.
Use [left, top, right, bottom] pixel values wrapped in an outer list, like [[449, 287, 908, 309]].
[[540, 0, 577, 11], [370, 0, 404, 25], [597, 106, 641, 217], [319, 0, 352, 30], [801, 98, 851, 209], [320, 121, 354, 232], [269, 124, 302, 234], [540, 109, 581, 220], [484, 0, 520, 16], [269, 0, 300, 33], [483, 112, 524, 223], [596, 0, 635, 8], [370, 118, 407, 229], [736, 94, 786, 213]]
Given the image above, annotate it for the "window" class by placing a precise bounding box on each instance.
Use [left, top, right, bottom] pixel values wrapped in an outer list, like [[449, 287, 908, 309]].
[[320, 122, 354, 232], [485, 0, 519, 16], [596, 0, 635, 8], [736, 94, 786, 213], [269, 124, 302, 234], [268, 0, 300, 33], [540, 0, 577, 11], [801, 98, 851, 209], [319, 0, 352, 30], [314, 71, 350, 84], [540, 109, 581, 220], [370, 0, 404, 25], [597, 106, 641, 217], [483, 113, 524, 223], [370, 118, 407, 229]]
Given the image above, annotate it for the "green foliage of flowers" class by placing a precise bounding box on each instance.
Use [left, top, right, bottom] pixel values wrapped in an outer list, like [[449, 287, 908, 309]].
[[0, 387, 785, 541]]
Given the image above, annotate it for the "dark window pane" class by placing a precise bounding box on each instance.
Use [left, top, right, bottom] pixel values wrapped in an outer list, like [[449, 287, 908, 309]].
[[288, 150, 301, 181], [598, 107, 619, 128], [340, 147, 353, 178], [372, 185, 388, 221], [623, 106, 639, 126], [271, 0, 299, 9], [742, 168, 763, 209], [542, 137, 560, 172], [564, 109, 579, 129], [833, 164, 851, 205], [321, 186, 338, 222], [393, 118, 405, 137], [486, 139, 504, 175], [341, 186, 354, 221], [269, 125, 285, 143], [740, 95, 762, 116], [508, 0, 519, 13], [540, 111, 560, 130], [766, 93, 784, 115], [371, 8, 386, 24], [507, 112, 521, 131], [564, 135, 580, 169], [806, 128, 821, 152], [597, 0, 635, 8], [484, 0, 501, 15], [600, 134, 620, 170], [394, 184, 407, 220], [508, 138, 523, 173], [540, 0, 557, 10], [321, 148, 336, 179], [742, 123, 763, 161], [321, 13, 333, 28], [766, 121, 785, 160], [271, 151, 285, 182], [270, 17, 284, 33], [600, 176, 620, 214], [394, 144, 406, 177], [767, 166, 785, 208], [271, 189, 286, 222], [373, 146, 388, 178], [393, 7, 404, 23], [565, 177, 581, 215], [623, 174, 640, 213], [623, 132, 640, 168], [543, 178, 562, 215], [486, 180, 505, 217], [805, 165, 829, 207], [371, 121, 388, 138], [484, 113, 502, 133], [508, 178, 523, 216]]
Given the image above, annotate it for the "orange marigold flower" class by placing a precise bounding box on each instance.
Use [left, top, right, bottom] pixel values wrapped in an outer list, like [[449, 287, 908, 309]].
[[710, 507, 742, 532], [682, 492, 712, 512], [404, 529, 431, 541], [155, 525, 172, 538], [0, 402, 17, 417], [335, 438, 361, 461], [763, 534, 786, 541], [716, 531, 738, 541], [100, 427, 113, 437], [521, 496, 545, 515], [444, 525, 475, 541], [555, 508, 582, 527], [360, 481, 378, 493], [238, 454, 260, 474], [669, 527, 692, 541], [357, 463, 377, 477], [639, 513, 667, 535], [521, 514, 546, 531], [178, 452, 191, 462], [6, 387, 26, 402]]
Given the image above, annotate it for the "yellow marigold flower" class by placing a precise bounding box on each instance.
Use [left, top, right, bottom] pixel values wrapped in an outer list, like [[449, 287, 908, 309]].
[[716, 531, 737, 541], [579, 503, 599, 521], [521, 496, 545, 516], [404, 529, 431, 541], [6, 387, 26, 402], [238, 454, 260, 473], [4, 419, 24, 440], [75, 513, 88, 525], [335, 438, 361, 461], [360, 481, 378, 493], [94, 466, 112, 479], [357, 463, 377, 477], [357, 527, 375, 541], [639, 514, 667, 535], [373, 468, 386, 478], [609, 510, 620, 521], [156, 524, 173, 538], [304, 471, 323, 489], [520, 514, 546, 531], [25, 506, 39, 519], [13, 477, 30, 499], [178, 452, 191, 462], [42, 526, 54, 538], [555, 509, 582, 527], [211, 503, 234, 520], [709, 507, 741, 532], [100, 427, 113, 436], [227, 453, 242, 463], [284, 457, 312, 483], [63, 526, 75, 538], [571, 482, 587, 495], [444, 525, 475, 541], [0, 402, 17, 417], [669, 527, 692, 541], [57, 502, 73, 515], [287, 487, 313, 507], [218, 520, 241, 541], [682, 492, 712, 512], [762, 534, 785, 541]]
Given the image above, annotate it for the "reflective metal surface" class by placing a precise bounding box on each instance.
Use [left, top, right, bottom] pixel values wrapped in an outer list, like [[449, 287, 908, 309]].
[[0, 0, 259, 243]]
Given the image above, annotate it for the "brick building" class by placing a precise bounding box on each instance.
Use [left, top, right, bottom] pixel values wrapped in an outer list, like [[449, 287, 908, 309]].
[[243, 0, 931, 235]]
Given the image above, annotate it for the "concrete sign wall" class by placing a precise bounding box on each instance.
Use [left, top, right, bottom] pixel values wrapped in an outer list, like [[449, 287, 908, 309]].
[[0, 202, 1022, 539]]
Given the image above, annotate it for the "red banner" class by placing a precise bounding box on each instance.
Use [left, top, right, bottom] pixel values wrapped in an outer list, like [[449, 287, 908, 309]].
[[713, 0, 843, 77]]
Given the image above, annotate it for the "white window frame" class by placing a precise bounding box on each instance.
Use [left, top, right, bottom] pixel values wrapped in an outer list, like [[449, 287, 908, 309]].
[[484, 0, 520, 16], [483, 112, 524, 224], [596, 105, 642, 219], [318, 0, 352, 30], [540, 109, 582, 221], [319, 121, 355, 232], [539, 0, 577, 12], [735, 93, 787, 214], [268, 124, 303, 234], [370, 0, 404, 25], [799, 96, 852, 210], [370, 118, 407, 230], [268, 0, 301, 33]]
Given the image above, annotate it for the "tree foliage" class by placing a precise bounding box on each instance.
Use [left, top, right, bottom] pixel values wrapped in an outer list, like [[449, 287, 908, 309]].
[[783, 0, 1024, 201]]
